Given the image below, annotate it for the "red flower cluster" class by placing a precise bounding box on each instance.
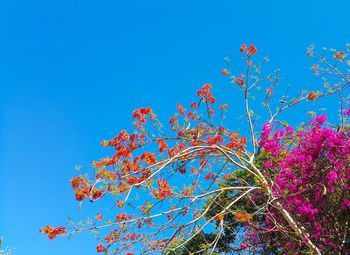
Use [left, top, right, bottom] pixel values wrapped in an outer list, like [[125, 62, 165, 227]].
[[240, 44, 257, 56], [153, 178, 174, 200], [116, 213, 133, 222], [196, 83, 216, 104], [156, 138, 168, 152], [101, 130, 129, 147], [104, 230, 121, 244], [140, 152, 157, 165], [96, 170, 117, 181], [70, 176, 90, 201], [40, 225, 66, 240], [70, 176, 88, 189], [207, 135, 224, 145], [132, 107, 155, 125], [70, 176, 105, 201], [96, 243, 106, 252], [176, 104, 186, 115]]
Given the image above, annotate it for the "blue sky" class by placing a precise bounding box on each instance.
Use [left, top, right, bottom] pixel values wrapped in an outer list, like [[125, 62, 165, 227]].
[[1, 0, 349, 254]]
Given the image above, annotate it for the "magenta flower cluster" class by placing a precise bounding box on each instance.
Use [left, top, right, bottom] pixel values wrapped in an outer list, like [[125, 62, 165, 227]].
[[257, 115, 350, 253]]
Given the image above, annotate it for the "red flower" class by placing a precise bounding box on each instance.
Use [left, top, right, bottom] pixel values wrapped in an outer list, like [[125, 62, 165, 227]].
[[220, 104, 229, 111], [240, 44, 247, 53], [96, 243, 106, 252], [179, 165, 186, 174], [116, 213, 127, 222], [208, 135, 224, 145], [202, 83, 212, 89], [153, 179, 173, 199], [247, 44, 257, 56], [190, 102, 199, 108], [132, 107, 154, 125], [178, 130, 185, 137], [169, 116, 178, 124], [176, 104, 186, 115], [70, 176, 88, 189], [141, 152, 157, 165], [182, 187, 193, 196], [334, 51, 345, 60], [156, 139, 168, 153], [73, 187, 91, 201], [221, 68, 229, 76], [204, 172, 214, 180], [196, 84, 216, 104], [235, 77, 244, 86], [96, 213, 103, 221], [40, 225, 66, 240], [208, 108, 214, 116], [92, 189, 105, 200]]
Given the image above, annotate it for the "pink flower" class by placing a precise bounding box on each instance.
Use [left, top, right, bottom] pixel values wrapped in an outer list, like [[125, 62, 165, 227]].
[[315, 114, 327, 125]]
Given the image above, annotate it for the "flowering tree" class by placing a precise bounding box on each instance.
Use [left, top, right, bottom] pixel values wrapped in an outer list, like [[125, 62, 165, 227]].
[[41, 44, 350, 254]]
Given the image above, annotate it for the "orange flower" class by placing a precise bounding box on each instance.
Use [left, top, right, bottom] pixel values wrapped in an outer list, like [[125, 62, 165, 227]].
[[141, 152, 157, 165], [116, 200, 125, 208], [215, 213, 224, 221], [307, 92, 318, 101], [239, 137, 247, 145], [334, 51, 345, 60], [234, 212, 253, 222]]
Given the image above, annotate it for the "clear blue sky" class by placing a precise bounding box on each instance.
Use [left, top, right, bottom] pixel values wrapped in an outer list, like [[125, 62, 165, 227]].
[[1, 1, 349, 254]]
